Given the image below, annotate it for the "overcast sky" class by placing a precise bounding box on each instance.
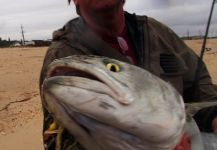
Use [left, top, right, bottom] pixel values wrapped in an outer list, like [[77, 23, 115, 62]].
[[0, 0, 216, 41]]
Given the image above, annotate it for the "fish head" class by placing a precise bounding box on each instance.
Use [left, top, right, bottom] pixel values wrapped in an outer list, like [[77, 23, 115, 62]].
[[42, 55, 186, 150]]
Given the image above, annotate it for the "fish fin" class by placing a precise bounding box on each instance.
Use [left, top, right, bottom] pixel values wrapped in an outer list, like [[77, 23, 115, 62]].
[[185, 101, 217, 116]]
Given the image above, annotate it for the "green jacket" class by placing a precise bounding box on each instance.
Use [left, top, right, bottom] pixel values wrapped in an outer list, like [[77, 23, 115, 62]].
[[40, 12, 217, 149]]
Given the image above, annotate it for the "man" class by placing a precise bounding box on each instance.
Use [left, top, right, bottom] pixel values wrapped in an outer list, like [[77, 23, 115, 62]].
[[40, 0, 217, 149]]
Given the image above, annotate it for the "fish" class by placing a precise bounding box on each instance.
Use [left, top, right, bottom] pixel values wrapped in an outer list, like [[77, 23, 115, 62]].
[[41, 55, 217, 150]]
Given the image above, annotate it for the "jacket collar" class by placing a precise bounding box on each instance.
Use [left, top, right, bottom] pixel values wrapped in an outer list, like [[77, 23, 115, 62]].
[[66, 17, 131, 64]]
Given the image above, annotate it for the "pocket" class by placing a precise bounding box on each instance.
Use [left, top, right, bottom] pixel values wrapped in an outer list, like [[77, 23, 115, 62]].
[[160, 53, 187, 76], [160, 53, 188, 94]]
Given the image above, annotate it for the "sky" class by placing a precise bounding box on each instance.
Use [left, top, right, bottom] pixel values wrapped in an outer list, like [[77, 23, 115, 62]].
[[0, 0, 216, 41]]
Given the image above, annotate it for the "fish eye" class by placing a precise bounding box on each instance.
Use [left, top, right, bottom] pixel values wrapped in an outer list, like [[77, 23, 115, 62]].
[[106, 63, 120, 72]]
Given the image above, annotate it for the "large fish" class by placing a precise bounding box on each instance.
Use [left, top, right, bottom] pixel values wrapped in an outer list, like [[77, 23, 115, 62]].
[[41, 55, 217, 150]]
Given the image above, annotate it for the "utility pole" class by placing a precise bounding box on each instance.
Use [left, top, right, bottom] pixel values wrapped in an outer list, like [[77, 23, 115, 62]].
[[187, 30, 190, 40], [21, 24, 25, 46], [198, 30, 202, 39]]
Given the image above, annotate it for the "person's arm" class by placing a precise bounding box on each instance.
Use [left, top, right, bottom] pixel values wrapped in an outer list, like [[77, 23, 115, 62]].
[[148, 17, 217, 132], [182, 49, 217, 132]]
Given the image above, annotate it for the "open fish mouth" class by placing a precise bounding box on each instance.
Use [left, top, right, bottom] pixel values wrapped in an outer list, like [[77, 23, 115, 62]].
[[42, 66, 148, 149], [44, 57, 135, 105], [50, 66, 101, 81], [43, 81, 166, 150], [58, 98, 144, 146], [44, 65, 127, 103], [41, 56, 186, 150], [44, 66, 121, 131], [44, 65, 114, 118]]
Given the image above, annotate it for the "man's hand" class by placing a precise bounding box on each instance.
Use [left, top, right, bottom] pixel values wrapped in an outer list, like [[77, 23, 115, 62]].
[[212, 117, 217, 133], [173, 133, 191, 150]]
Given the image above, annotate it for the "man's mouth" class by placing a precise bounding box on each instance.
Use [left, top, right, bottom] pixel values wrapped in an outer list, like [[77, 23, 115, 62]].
[[91, 0, 123, 14]]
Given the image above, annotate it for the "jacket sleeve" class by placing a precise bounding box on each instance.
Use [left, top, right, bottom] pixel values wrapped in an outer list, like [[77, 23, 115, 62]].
[[183, 49, 217, 132], [39, 40, 84, 89], [148, 17, 217, 132], [166, 23, 217, 132]]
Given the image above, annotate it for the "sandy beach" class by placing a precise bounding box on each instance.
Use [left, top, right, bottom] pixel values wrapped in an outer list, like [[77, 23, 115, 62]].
[[0, 39, 217, 150]]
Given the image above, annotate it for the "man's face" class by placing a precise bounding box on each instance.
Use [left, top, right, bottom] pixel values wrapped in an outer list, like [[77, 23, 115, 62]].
[[74, 0, 123, 12], [73, 0, 125, 37]]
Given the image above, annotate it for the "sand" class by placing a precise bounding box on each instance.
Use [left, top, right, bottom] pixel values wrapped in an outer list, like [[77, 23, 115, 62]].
[[0, 47, 47, 150], [0, 39, 216, 150]]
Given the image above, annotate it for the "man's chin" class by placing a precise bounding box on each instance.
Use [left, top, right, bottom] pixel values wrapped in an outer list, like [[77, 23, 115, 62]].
[[91, 0, 123, 12], [106, 29, 124, 37]]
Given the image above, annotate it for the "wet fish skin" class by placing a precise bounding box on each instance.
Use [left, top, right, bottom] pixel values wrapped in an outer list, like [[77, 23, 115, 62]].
[[42, 55, 186, 150]]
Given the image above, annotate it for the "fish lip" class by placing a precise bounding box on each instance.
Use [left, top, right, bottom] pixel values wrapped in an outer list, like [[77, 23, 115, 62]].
[[45, 89, 121, 136], [43, 75, 118, 101], [59, 98, 93, 134], [45, 91, 180, 150], [46, 61, 134, 105], [48, 66, 101, 82], [44, 90, 183, 150], [45, 66, 118, 98], [49, 93, 143, 145], [43, 90, 95, 137]]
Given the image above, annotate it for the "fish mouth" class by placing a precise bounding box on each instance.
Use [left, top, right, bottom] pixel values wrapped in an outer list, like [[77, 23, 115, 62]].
[[49, 66, 100, 82], [46, 61, 134, 105], [44, 91, 174, 150], [43, 66, 144, 148], [43, 65, 121, 129], [45, 91, 145, 149], [46, 66, 119, 100]]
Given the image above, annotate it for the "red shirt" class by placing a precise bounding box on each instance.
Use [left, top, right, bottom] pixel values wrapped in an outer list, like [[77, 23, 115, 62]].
[[102, 27, 136, 64]]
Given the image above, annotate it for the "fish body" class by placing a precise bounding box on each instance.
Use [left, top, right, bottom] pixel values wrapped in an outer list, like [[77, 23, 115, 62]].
[[42, 55, 187, 150]]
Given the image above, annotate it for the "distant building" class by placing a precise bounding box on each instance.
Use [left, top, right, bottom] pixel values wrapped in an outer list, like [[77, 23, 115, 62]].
[[32, 40, 51, 46], [25, 41, 35, 46], [12, 42, 21, 47], [4, 40, 51, 47]]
